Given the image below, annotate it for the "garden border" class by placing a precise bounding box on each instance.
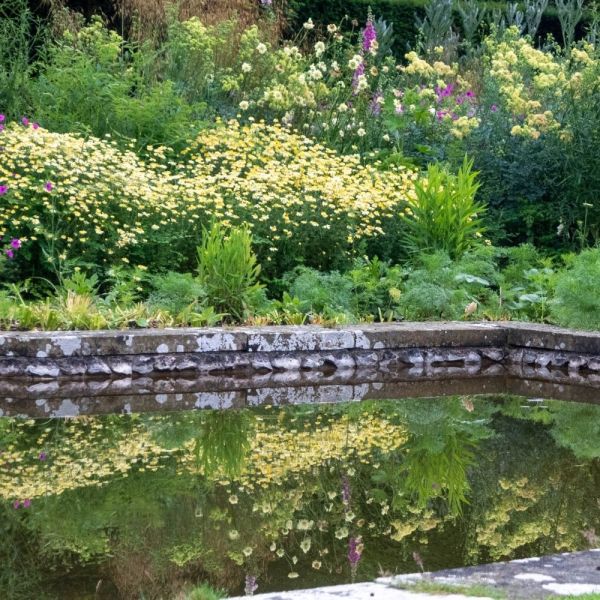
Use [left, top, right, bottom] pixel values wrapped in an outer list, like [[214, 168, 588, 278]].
[[0, 322, 598, 380]]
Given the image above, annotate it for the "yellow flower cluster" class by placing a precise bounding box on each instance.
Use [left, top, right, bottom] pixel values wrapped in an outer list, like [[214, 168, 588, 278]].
[[180, 119, 416, 263], [486, 29, 599, 140], [0, 121, 416, 270], [0, 124, 180, 265]]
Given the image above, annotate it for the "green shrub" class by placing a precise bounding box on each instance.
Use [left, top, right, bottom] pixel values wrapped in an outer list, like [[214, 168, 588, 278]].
[[401, 158, 486, 259], [285, 258, 405, 321], [196, 223, 263, 322], [495, 245, 556, 322], [551, 248, 600, 330], [178, 583, 225, 600], [286, 267, 355, 317], [30, 19, 203, 151], [347, 257, 405, 319], [0, 0, 37, 119], [396, 250, 495, 320], [147, 272, 207, 315]]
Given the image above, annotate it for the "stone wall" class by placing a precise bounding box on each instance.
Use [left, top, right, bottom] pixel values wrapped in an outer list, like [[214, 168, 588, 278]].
[[0, 322, 598, 381], [1, 322, 599, 416]]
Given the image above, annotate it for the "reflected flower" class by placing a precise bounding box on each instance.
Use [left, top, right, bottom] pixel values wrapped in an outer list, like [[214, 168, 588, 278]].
[[312, 560, 322, 570], [300, 538, 311, 553], [335, 527, 349, 539], [288, 572, 299, 579], [244, 574, 258, 595], [229, 530, 240, 540], [242, 546, 253, 557], [229, 495, 239, 504], [348, 536, 363, 571]]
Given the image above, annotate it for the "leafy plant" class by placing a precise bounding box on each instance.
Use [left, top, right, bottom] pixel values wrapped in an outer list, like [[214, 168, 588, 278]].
[[496, 245, 556, 321], [147, 272, 207, 316], [396, 250, 495, 320], [401, 158, 486, 259], [551, 248, 600, 329], [286, 267, 355, 317], [196, 223, 263, 322]]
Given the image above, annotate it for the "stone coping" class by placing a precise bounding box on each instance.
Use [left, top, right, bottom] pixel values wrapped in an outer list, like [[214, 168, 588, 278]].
[[229, 549, 600, 599], [0, 322, 599, 379]]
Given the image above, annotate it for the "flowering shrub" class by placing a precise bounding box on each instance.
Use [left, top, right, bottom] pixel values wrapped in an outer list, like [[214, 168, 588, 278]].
[[0, 118, 416, 278], [0, 119, 186, 275], [180, 119, 415, 274], [466, 29, 600, 245]]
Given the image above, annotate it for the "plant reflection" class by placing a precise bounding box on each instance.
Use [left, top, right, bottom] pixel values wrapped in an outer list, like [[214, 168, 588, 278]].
[[0, 395, 598, 599]]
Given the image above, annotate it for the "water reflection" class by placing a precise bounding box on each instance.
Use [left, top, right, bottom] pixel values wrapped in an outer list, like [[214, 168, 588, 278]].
[[1, 395, 599, 599]]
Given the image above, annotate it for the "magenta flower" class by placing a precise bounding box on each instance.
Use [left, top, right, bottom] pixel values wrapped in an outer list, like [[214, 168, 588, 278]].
[[44, 181, 53, 192], [23, 499, 31, 508], [21, 117, 29, 127], [13, 499, 20, 509], [490, 104, 498, 113], [39, 451, 47, 461], [0, 114, 5, 122], [362, 18, 377, 53], [32, 122, 39, 130], [465, 90, 475, 99], [348, 536, 363, 577], [5, 249, 14, 259], [0, 185, 7, 195], [10, 238, 21, 250]]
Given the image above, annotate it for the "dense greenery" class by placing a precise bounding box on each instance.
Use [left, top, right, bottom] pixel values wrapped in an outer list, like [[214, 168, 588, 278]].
[[0, 0, 599, 331]]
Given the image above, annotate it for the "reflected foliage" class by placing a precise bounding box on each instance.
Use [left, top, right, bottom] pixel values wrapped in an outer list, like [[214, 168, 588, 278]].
[[0, 396, 599, 599]]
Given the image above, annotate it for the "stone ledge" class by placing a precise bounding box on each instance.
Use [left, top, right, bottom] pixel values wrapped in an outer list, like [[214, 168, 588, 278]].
[[0, 322, 598, 379]]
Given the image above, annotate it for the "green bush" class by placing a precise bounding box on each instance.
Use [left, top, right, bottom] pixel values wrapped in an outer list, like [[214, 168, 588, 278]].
[[396, 250, 496, 320], [196, 223, 264, 322], [285, 258, 405, 320], [551, 248, 600, 330], [286, 267, 355, 316], [285, 0, 572, 55], [147, 272, 207, 315], [29, 19, 204, 151], [495, 245, 556, 322], [0, 0, 37, 119]]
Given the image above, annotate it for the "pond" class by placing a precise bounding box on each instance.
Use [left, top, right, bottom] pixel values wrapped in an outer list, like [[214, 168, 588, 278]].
[[1, 392, 600, 599]]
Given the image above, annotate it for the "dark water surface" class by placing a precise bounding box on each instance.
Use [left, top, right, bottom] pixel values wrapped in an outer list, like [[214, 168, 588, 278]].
[[1, 393, 600, 599]]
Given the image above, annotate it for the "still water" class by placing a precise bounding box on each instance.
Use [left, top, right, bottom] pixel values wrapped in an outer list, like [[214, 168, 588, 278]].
[[1, 394, 599, 599]]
